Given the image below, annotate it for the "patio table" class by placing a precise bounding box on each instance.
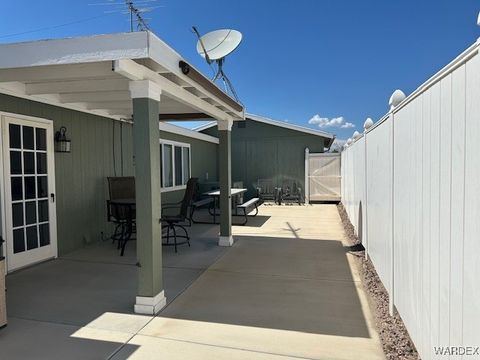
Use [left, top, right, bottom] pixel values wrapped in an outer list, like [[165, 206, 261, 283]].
[[203, 188, 247, 224]]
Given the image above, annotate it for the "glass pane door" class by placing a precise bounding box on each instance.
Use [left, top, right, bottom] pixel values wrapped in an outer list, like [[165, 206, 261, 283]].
[[2, 115, 56, 272]]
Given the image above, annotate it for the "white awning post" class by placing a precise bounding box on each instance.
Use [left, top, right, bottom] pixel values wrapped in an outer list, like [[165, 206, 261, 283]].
[[305, 147, 310, 204]]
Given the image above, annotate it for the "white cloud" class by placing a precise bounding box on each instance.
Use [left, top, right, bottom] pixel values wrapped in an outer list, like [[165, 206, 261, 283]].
[[308, 114, 355, 129], [341, 122, 355, 128]]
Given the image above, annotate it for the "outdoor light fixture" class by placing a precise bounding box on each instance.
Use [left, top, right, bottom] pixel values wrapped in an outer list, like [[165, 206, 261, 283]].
[[55, 126, 71, 153]]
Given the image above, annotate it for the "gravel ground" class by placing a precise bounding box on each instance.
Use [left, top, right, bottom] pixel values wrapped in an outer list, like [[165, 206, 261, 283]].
[[337, 203, 420, 360]]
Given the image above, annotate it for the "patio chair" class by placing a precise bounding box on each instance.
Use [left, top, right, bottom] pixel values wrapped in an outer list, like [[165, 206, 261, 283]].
[[278, 180, 303, 205], [107, 176, 135, 200], [107, 176, 136, 241], [256, 178, 280, 204], [106, 200, 135, 256], [160, 177, 198, 252]]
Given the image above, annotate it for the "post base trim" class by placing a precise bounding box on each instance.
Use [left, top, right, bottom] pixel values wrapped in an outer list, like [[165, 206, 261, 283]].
[[219, 235, 234, 247], [134, 290, 166, 315]]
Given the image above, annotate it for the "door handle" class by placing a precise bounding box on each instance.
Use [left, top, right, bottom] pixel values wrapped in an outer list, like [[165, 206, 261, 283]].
[[50, 193, 55, 203]]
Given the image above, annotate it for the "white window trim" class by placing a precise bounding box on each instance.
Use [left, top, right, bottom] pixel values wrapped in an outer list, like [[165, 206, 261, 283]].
[[159, 139, 191, 193]]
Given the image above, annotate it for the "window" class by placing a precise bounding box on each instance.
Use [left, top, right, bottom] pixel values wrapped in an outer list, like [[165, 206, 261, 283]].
[[160, 140, 191, 192]]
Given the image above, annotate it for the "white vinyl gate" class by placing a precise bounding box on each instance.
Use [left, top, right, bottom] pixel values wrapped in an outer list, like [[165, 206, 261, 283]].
[[305, 149, 341, 202]]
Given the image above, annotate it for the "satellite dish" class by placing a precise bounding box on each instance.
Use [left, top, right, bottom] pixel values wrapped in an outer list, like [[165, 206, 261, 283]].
[[196, 29, 242, 61], [192, 27, 242, 102]]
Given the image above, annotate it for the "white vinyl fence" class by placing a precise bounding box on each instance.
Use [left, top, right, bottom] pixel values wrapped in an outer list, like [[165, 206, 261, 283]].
[[342, 40, 480, 359], [305, 150, 341, 202]]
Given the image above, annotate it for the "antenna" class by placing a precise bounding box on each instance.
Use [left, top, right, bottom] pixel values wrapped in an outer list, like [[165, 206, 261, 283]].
[[89, 0, 162, 32], [192, 27, 243, 102], [192, 26, 211, 65]]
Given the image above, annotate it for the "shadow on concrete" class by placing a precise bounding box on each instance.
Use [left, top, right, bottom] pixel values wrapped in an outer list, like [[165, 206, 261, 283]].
[[0, 313, 140, 360], [159, 235, 371, 339], [1, 226, 227, 360]]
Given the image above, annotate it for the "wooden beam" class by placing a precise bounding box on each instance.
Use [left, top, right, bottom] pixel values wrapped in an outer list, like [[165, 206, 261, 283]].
[[59, 91, 130, 103], [178, 61, 243, 112], [158, 113, 212, 121], [113, 59, 237, 122], [85, 101, 132, 111], [26, 78, 129, 95], [0, 62, 118, 83]]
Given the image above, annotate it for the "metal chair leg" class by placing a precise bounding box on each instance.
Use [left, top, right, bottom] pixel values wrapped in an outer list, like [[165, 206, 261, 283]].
[[172, 225, 178, 253], [177, 225, 190, 246], [120, 222, 132, 257]]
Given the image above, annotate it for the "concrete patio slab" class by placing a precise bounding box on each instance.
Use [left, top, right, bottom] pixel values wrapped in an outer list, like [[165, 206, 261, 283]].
[[234, 204, 347, 241], [5, 258, 202, 326], [156, 270, 369, 337], [210, 235, 360, 281], [1, 204, 384, 360], [0, 317, 132, 360], [110, 334, 300, 360], [137, 317, 383, 360]]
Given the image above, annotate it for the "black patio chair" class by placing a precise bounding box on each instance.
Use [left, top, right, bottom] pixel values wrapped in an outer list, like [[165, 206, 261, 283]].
[[106, 200, 135, 256], [107, 176, 135, 199], [160, 177, 198, 252], [256, 178, 280, 204], [107, 176, 135, 241], [278, 180, 303, 205]]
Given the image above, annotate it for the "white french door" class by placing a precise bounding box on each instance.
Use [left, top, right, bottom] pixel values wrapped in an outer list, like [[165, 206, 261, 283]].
[[1, 113, 57, 272]]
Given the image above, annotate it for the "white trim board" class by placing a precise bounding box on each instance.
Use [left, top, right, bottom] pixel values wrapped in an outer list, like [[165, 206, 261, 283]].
[[0, 32, 244, 120], [159, 122, 219, 144], [193, 113, 335, 140]]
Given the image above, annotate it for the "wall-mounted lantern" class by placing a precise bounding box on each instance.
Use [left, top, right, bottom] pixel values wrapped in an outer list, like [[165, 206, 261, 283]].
[[55, 126, 71, 153]]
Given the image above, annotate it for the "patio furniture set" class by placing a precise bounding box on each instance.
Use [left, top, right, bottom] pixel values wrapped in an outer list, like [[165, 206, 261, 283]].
[[256, 178, 303, 205], [106, 177, 260, 255]]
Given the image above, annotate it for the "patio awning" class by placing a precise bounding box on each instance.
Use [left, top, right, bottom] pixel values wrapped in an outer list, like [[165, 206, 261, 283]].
[[0, 31, 244, 122], [0, 31, 240, 314]]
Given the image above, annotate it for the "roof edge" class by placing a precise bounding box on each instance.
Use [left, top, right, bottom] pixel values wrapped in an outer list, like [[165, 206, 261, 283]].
[[160, 122, 219, 144], [193, 113, 335, 140]]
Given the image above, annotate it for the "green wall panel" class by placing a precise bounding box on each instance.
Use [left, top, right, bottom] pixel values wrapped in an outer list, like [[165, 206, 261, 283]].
[[0, 96, 219, 256], [202, 119, 326, 199], [0, 94, 134, 255]]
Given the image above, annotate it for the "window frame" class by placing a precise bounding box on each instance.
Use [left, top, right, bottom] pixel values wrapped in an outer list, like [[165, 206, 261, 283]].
[[159, 139, 191, 193]]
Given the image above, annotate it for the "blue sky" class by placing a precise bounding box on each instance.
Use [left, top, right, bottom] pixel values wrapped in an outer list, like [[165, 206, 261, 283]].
[[0, 1, 479, 139]]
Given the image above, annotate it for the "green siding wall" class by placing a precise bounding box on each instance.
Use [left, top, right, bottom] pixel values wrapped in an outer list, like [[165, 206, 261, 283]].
[[202, 119, 325, 199], [159, 130, 218, 204], [0, 94, 134, 255], [0, 95, 219, 255]]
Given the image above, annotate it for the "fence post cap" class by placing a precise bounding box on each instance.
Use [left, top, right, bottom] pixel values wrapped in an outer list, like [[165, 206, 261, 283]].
[[364, 118, 374, 130], [389, 89, 406, 110]]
